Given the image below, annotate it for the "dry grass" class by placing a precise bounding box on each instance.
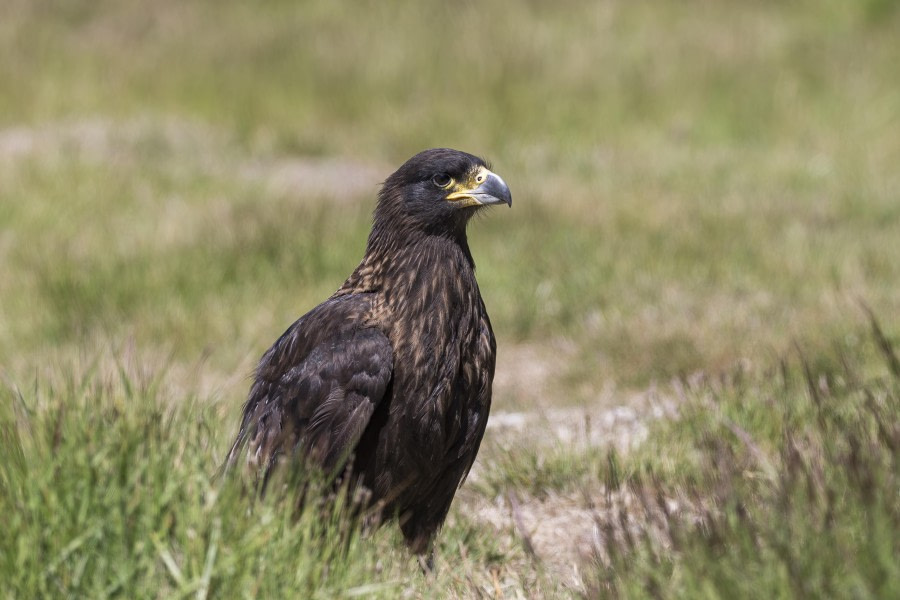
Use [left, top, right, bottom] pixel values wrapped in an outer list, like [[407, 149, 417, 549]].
[[2, 0, 900, 597]]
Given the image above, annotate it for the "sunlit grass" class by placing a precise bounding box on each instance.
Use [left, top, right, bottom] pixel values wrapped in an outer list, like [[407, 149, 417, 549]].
[[0, 354, 563, 598], [2, 0, 900, 596], [585, 330, 900, 598]]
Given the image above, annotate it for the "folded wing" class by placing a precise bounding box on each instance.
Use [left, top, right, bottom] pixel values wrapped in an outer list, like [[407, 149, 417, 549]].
[[227, 296, 393, 480]]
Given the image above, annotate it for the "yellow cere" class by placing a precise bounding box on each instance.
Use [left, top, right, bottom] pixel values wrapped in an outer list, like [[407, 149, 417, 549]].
[[445, 166, 493, 207]]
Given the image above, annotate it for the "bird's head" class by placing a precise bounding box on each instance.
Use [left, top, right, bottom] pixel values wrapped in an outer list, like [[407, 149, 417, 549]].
[[376, 148, 511, 237]]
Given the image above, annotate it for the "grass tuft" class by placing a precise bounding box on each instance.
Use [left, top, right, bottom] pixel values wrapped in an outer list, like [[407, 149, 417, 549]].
[[584, 333, 900, 598], [0, 361, 401, 598]]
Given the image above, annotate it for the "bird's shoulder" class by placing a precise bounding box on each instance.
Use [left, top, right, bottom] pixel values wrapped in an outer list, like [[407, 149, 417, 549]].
[[234, 292, 394, 472], [255, 292, 386, 384]]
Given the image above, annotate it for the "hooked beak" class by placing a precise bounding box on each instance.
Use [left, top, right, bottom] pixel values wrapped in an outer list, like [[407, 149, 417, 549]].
[[446, 167, 512, 208]]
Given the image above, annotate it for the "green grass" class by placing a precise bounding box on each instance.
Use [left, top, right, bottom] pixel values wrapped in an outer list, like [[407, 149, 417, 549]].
[[2, 0, 900, 597], [585, 329, 900, 598], [0, 359, 526, 598]]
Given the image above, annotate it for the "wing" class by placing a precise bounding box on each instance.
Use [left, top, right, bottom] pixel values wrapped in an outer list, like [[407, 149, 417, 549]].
[[226, 295, 393, 478]]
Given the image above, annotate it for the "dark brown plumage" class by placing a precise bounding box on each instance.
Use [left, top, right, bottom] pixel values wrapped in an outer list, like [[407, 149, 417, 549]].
[[226, 148, 511, 554]]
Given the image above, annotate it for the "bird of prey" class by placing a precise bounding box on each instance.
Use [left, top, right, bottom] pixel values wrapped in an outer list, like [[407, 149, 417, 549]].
[[226, 148, 511, 555]]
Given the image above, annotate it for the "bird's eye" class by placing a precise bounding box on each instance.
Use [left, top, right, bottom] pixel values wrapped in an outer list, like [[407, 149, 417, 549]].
[[432, 173, 453, 189]]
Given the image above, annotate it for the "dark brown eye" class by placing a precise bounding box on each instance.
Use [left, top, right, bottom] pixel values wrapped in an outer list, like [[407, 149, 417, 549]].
[[432, 173, 453, 189]]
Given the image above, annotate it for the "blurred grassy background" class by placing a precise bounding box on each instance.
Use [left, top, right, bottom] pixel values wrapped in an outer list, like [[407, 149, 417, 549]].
[[4, 0, 899, 389], [1, 0, 899, 597]]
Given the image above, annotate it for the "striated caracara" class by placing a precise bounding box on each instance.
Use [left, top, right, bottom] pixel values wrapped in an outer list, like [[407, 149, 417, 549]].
[[226, 148, 511, 554]]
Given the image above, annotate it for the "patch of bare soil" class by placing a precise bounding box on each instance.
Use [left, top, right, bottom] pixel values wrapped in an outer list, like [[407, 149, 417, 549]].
[[0, 117, 386, 202], [460, 342, 682, 590], [0, 117, 225, 164], [481, 340, 677, 457], [459, 482, 697, 595], [242, 156, 386, 203]]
